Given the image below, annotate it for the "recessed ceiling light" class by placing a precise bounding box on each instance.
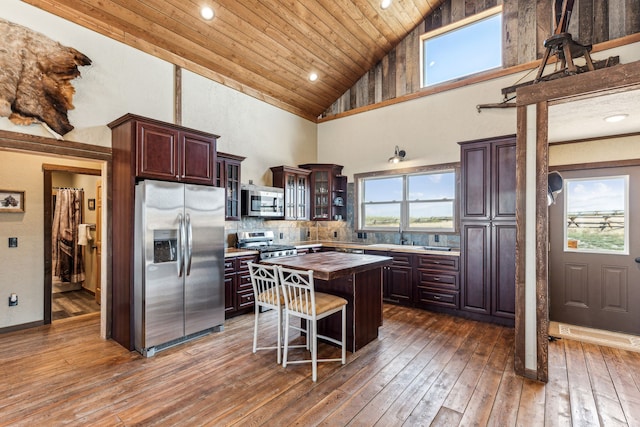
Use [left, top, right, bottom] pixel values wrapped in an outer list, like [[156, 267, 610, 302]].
[[200, 6, 215, 21], [604, 113, 628, 123], [309, 72, 318, 82], [381, 0, 392, 9]]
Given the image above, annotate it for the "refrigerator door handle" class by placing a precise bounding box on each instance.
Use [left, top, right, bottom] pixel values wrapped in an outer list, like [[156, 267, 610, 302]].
[[185, 213, 193, 275], [177, 213, 185, 277]]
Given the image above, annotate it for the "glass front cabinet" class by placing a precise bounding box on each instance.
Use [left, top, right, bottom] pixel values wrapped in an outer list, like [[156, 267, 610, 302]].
[[299, 163, 346, 221], [216, 152, 245, 220], [271, 166, 311, 220]]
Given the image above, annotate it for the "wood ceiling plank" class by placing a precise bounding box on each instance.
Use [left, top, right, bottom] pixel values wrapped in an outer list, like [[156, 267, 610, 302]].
[[263, 0, 371, 71], [226, 0, 365, 83], [327, 1, 394, 52], [310, 0, 388, 64], [180, 0, 348, 103], [23, 0, 126, 41], [113, 0, 334, 108]]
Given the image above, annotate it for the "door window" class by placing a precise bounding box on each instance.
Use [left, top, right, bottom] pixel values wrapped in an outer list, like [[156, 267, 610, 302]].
[[564, 176, 628, 254]]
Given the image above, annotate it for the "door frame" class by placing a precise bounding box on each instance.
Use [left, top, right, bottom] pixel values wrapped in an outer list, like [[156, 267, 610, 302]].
[[43, 164, 102, 324], [514, 60, 640, 382], [0, 130, 112, 336]]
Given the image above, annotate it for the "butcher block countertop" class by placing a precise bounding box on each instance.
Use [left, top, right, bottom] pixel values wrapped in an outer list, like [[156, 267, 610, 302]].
[[262, 251, 392, 281]]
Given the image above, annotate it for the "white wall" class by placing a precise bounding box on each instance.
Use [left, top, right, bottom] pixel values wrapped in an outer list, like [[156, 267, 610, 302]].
[[181, 71, 317, 185], [550, 135, 640, 165]]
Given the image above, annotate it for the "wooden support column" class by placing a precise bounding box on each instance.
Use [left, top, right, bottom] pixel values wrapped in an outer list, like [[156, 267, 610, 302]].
[[174, 65, 182, 126]]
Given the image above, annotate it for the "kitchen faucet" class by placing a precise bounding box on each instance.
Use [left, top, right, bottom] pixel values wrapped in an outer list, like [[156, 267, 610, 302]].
[[399, 224, 409, 245]]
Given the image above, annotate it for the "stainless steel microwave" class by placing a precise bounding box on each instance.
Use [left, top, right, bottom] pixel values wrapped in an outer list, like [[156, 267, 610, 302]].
[[241, 186, 284, 218]]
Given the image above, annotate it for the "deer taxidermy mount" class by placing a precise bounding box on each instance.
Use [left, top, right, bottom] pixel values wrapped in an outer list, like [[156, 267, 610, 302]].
[[0, 18, 91, 136]]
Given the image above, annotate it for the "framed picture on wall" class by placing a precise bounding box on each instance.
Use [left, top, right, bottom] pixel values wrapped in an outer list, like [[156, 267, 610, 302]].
[[0, 190, 25, 213], [88, 198, 96, 211]]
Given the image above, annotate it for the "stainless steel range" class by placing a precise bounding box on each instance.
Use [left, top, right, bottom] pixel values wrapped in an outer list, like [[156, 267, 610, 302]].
[[236, 230, 297, 260]]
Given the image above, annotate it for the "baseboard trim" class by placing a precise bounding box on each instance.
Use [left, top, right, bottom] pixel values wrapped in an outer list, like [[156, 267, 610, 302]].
[[0, 320, 44, 334]]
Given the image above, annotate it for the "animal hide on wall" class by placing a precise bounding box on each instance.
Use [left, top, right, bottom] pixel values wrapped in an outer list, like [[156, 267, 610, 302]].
[[0, 18, 91, 136]]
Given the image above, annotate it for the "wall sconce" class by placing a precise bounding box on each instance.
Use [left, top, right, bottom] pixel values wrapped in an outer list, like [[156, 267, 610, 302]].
[[388, 146, 406, 163]]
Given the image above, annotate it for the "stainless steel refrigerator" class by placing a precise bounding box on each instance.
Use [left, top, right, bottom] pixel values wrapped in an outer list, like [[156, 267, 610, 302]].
[[134, 180, 225, 356]]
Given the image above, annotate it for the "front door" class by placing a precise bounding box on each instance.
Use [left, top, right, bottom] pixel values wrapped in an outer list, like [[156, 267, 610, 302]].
[[549, 166, 640, 335]]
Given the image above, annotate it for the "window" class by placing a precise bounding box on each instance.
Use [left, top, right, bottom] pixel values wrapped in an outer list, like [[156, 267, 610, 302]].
[[356, 166, 457, 232], [421, 6, 502, 87], [564, 176, 628, 254]]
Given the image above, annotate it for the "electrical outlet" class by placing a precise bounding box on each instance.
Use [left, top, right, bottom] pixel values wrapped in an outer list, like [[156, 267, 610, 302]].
[[8, 237, 18, 248], [333, 231, 338, 238], [307, 231, 310, 238], [279, 232, 283, 239], [434, 234, 440, 243], [357, 232, 363, 239], [8, 293, 18, 307]]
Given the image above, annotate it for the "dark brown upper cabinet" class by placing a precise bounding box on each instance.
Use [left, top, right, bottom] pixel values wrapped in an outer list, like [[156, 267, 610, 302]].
[[299, 163, 346, 221], [271, 165, 311, 220], [127, 117, 217, 185], [217, 152, 245, 220], [460, 136, 516, 222]]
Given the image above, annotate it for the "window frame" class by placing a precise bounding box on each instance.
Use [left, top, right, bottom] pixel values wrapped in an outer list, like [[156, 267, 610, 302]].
[[354, 163, 460, 233], [420, 5, 503, 88]]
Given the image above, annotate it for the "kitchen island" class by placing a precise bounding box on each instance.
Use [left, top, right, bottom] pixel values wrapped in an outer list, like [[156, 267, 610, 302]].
[[264, 251, 392, 352]]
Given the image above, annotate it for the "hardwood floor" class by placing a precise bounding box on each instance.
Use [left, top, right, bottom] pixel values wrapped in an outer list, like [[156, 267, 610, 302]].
[[52, 289, 100, 321], [1, 304, 639, 426]]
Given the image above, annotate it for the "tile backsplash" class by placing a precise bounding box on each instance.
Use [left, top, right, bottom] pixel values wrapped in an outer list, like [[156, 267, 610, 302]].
[[224, 183, 460, 249]]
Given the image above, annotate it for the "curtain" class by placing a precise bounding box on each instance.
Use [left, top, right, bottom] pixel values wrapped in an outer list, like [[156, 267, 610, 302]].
[[52, 188, 85, 283]]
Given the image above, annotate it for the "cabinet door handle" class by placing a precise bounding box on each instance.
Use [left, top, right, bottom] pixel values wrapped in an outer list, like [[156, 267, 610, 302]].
[[432, 295, 441, 300]]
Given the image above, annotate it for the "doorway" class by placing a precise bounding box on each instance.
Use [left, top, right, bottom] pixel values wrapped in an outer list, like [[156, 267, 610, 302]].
[[44, 165, 102, 323], [549, 165, 640, 335]]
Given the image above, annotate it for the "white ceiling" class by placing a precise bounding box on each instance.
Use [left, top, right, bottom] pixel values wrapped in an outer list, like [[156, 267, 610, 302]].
[[549, 88, 640, 142]]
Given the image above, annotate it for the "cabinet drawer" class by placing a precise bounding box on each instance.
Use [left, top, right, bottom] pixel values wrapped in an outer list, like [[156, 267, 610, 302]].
[[417, 289, 459, 309], [237, 272, 253, 291], [237, 290, 255, 309], [224, 259, 234, 275], [391, 253, 413, 266], [416, 270, 459, 291], [237, 255, 257, 271], [416, 255, 459, 271]]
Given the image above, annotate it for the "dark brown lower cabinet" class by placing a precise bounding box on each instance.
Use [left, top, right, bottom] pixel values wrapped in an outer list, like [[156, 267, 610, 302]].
[[415, 254, 460, 311], [460, 221, 516, 325], [225, 254, 258, 318], [364, 250, 413, 304]]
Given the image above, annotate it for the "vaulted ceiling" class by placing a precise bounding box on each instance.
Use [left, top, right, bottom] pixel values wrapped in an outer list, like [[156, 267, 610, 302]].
[[23, 0, 444, 122]]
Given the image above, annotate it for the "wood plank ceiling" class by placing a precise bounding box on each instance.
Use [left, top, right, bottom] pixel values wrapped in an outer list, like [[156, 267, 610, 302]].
[[23, 0, 444, 122]]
